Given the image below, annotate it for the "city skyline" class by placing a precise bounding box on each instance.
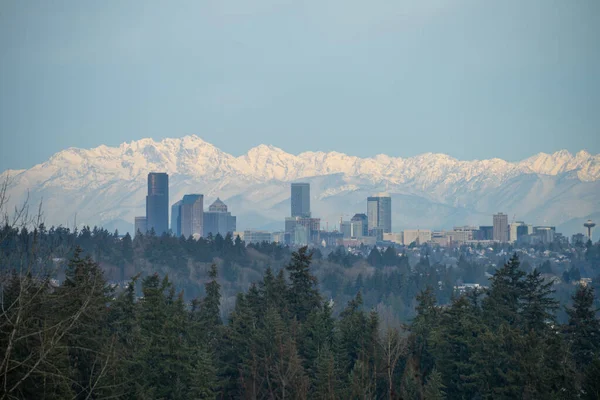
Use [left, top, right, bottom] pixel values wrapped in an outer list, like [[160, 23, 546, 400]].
[[137, 174, 584, 247], [3, 136, 597, 240]]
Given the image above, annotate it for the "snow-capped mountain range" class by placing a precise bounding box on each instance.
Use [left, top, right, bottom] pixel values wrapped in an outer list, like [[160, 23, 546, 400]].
[[2, 135, 599, 238]]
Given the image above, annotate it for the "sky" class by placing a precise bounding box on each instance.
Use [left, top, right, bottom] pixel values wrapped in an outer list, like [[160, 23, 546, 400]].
[[0, 0, 599, 172]]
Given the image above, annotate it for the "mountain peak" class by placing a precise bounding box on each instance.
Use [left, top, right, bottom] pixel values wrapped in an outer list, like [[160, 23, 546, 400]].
[[3, 136, 598, 236]]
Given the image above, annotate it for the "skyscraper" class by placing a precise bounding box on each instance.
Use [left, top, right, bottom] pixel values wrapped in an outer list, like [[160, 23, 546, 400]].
[[351, 213, 369, 237], [134, 216, 147, 237], [367, 193, 392, 234], [146, 173, 169, 235], [171, 200, 182, 236], [493, 213, 509, 242], [180, 194, 204, 238], [203, 198, 237, 237], [291, 183, 311, 218]]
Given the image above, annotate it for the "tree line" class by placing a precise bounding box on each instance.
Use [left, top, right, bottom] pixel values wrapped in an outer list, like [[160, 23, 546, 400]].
[[1, 245, 599, 399]]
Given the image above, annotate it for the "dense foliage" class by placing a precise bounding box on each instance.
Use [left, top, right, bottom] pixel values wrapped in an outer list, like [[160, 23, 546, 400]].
[[3, 224, 600, 326], [2, 243, 600, 399]]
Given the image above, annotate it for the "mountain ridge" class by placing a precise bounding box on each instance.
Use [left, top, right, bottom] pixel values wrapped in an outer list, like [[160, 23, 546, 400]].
[[2, 135, 599, 238]]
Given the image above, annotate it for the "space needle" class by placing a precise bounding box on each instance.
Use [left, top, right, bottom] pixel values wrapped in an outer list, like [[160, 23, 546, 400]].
[[584, 219, 596, 241]]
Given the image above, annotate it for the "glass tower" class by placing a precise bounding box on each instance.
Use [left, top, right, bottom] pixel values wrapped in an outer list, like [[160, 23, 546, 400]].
[[146, 173, 169, 235]]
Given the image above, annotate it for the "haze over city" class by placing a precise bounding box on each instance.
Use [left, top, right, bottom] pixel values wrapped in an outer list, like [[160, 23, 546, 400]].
[[1, 1, 600, 399]]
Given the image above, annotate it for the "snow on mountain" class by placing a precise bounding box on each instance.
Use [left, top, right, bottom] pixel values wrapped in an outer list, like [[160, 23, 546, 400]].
[[2, 135, 599, 235]]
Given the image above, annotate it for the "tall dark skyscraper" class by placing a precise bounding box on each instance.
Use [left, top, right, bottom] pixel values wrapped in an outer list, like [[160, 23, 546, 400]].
[[146, 172, 169, 235], [367, 193, 392, 234], [291, 183, 310, 218]]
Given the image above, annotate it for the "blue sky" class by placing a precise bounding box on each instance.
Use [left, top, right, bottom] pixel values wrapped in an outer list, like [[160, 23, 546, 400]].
[[1, 0, 599, 171]]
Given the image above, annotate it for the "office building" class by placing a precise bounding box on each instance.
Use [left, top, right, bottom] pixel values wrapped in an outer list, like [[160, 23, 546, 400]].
[[320, 231, 344, 247], [171, 200, 182, 237], [453, 226, 479, 242], [477, 226, 494, 241], [383, 232, 403, 244], [285, 216, 321, 244], [272, 231, 286, 244], [146, 173, 169, 235], [510, 222, 532, 243], [244, 230, 272, 244], [367, 193, 392, 234], [572, 233, 586, 245], [403, 229, 432, 245], [291, 183, 311, 218], [533, 226, 555, 244], [203, 198, 236, 237], [431, 231, 450, 247], [180, 194, 204, 239], [493, 213, 509, 242], [351, 213, 369, 237], [134, 216, 147, 236], [447, 227, 478, 245], [340, 220, 352, 238]]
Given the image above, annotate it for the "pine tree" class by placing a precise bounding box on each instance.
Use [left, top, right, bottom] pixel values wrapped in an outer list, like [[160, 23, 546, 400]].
[[189, 348, 217, 400], [200, 264, 222, 342], [399, 358, 422, 400], [412, 287, 439, 377], [313, 345, 341, 400], [582, 357, 600, 400], [122, 232, 134, 263], [286, 247, 321, 322], [430, 296, 483, 399], [59, 247, 117, 399], [300, 303, 335, 375], [521, 269, 558, 332], [483, 253, 526, 327], [423, 368, 446, 400], [367, 246, 383, 267], [565, 285, 600, 369]]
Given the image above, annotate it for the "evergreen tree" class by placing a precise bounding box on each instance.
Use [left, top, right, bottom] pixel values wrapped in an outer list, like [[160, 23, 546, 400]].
[[582, 357, 600, 400], [565, 285, 600, 369], [189, 348, 217, 400], [313, 345, 340, 400], [286, 247, 321, 322], [521, 269, 558, 332], [367, 246, 383, 267], [423, 368, 446, 400], [483, 253, 526, 327], [122, 232, 134, 263], [59, 247, 117, 399]]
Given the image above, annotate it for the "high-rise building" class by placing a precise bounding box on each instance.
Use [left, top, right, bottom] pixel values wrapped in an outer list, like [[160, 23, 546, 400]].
[[340, 220, 352, 238], [203, 198, 237, 237], [493, 213, 509, 242], [351, 213, 369, 237], [477, 226, 494, 241], [533, 226, 555, 244], [171, 200, 182, 236], [285, 216, 321, 244], [291, 183, 311, 218], [146, 173, 169, 235], [367, 193, 392, 234], [134, 216, 147, 236], [180, 194, 204, 238]]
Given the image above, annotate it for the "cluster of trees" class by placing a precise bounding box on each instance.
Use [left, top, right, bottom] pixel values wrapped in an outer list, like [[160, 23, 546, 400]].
[[3, 222, 600, 325], [2, 245, 599, 399]]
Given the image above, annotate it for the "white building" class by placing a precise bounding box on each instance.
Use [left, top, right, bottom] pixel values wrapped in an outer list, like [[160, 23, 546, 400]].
[[403, 229, 432, 245]]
